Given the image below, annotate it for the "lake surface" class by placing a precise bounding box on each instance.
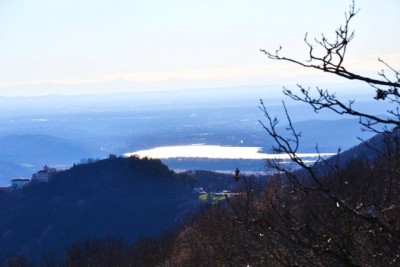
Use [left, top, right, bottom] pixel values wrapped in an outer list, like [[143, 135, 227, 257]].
[[124, 144, 335, 160]]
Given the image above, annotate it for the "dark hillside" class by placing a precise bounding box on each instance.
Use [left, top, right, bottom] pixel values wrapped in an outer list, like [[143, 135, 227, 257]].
[[309, 128, 400, 177], [0, 156, 197, 262], [184, 170, 234, 192], [284, 118, 374, 152], [123, 139, 400, 266], [8, 136, 398, 266]]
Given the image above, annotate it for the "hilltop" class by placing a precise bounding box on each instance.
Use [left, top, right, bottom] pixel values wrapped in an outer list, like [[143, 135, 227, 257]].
[[0, 156, 197, 262]]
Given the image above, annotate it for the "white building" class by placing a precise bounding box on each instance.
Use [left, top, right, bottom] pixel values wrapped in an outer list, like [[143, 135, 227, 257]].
[[31, 165, 57, 183], [11, 178, 30, 189]]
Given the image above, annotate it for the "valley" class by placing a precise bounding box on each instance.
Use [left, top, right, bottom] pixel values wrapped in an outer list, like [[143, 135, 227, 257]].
[[0, 88, 377, 186]]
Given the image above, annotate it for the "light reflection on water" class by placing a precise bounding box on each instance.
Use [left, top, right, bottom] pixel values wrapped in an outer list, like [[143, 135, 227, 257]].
[[124, 144, 335, 160]]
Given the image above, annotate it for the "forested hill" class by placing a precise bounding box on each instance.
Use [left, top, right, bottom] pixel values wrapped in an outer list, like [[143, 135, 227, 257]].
[[0, 156, 198, 262]]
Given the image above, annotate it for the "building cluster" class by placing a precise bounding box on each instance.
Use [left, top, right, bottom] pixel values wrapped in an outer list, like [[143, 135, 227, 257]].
[[0, 165, 58, 192]]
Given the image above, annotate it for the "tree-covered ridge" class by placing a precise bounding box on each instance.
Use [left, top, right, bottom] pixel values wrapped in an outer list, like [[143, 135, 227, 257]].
[[0, 156, 197, 263], [43, 134, 397, 267]]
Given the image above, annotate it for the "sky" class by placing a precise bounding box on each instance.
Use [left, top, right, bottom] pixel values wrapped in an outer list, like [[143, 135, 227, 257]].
[[0, 0, 398, 96]]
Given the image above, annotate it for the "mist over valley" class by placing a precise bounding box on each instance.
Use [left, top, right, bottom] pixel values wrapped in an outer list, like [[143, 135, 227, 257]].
[[0, 86, 377, 186]]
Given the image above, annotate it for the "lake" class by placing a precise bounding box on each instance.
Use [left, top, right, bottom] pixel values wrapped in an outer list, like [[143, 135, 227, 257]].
[[124, 144, 335, 160]]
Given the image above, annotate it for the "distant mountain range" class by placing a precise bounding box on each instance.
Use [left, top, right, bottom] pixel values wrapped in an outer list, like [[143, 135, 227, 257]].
[[0, 134, 90, 163], [0, 134, 93, 185]]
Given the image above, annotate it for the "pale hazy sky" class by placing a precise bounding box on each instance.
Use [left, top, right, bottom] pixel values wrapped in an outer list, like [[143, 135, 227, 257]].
[[0, 0, 398, 96]]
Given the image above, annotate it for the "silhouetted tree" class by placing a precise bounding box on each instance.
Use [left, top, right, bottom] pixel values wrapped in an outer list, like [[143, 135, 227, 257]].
[[257, 1, 400, 266], [261, 1, 399, 134]]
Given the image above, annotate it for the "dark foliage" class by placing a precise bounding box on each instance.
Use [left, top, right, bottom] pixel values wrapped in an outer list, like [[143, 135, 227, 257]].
[[9, 144, 397, 266], [184, 170, 239, 192], [0, 156, 197, 264], [101, 144, 398, 266]]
